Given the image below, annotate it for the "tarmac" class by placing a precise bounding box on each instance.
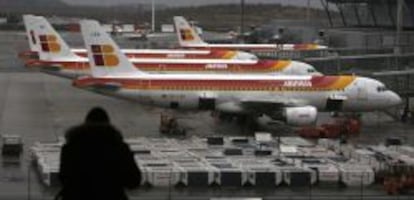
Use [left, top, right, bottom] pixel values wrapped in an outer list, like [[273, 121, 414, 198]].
[[1, 31, 414, 199]]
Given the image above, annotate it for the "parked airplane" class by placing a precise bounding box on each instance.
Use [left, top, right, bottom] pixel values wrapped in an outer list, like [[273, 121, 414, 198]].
[[174, 16, 328, 52], [20, 15, 257, 62], [25, 17, 321, 78], [73, 20, 402, 126]]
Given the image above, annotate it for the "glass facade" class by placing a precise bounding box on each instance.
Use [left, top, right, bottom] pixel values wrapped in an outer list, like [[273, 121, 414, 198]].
[[326, 0, 414, 28]]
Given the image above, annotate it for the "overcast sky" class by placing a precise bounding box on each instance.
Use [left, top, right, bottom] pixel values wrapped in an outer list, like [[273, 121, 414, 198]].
[[62, 0, 322, 8]]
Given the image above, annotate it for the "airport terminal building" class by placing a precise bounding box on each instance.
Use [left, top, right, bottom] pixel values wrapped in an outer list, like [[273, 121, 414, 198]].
[[324, 0, 414, 28]]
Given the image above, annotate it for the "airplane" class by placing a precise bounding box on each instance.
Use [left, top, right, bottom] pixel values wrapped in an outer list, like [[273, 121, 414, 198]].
[[24, 16, 321, 78], [73, 20, 402, 127], [173, 16, 328, 52], [19, 15, 257, 62]]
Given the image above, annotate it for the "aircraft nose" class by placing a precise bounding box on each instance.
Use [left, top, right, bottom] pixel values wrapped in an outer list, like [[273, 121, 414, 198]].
[[388, 91, 402, 107]]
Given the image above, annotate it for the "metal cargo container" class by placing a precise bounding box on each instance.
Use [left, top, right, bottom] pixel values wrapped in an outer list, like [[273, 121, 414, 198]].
[[271, 158, 317, 186], [394, 146, 414, 158], [176, 164, 214, 187], [242, 164, 283, 187], [282, 167, 317, 186], [338, 164, 375, 187], [210, 163, 248, 187], [37, 157, 60, 186], [300, 159, 340, 184], [351, 149, 381, 171], [141, 164, 181, 187]]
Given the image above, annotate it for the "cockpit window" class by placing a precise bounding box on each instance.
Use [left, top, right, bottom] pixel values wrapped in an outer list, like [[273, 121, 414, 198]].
[[377, 86, 388, 92], [307, 68, 316, 73]]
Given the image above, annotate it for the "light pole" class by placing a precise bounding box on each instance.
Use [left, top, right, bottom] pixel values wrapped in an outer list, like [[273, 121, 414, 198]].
[[151, 0, 155, 32], [395, 0, 404, 55], [240, 0, 245, 42], [307, 0, 311, 22]]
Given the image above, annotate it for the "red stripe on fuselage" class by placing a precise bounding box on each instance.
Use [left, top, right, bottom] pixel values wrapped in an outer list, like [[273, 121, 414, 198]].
[[25, 59, 285, 73], [73, 50, 236, 59], [74, 76, 351, 91]]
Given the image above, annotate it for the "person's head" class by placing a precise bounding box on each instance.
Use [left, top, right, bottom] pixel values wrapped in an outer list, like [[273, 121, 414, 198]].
[[85, 107, 110, 124]]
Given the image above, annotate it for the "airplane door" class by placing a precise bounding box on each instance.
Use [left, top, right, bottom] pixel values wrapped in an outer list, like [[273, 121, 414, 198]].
[[198, 92, 216, 110], [326, 94, 347, 111]]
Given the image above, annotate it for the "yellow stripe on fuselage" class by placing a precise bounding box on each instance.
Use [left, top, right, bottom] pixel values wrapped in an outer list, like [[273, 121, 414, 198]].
[[222, 51, 237, 59], [328, 76, 356, 90], [271, 60, 291, 71]]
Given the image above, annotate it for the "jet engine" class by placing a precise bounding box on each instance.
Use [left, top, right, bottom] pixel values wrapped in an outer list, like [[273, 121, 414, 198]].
[[282, 106, 318, 126]]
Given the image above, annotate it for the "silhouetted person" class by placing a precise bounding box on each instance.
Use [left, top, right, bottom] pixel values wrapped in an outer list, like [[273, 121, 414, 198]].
[[58, 107, 141, 200]]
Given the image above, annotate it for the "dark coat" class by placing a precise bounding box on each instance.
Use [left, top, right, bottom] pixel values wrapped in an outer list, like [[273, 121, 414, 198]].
[[59, 123, 141, 200]]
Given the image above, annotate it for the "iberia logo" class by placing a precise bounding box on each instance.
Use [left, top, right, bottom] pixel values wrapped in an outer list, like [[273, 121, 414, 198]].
[[179, 29, 194, 41], [91, 45, 119, 67], [39, 35, 61, 53]]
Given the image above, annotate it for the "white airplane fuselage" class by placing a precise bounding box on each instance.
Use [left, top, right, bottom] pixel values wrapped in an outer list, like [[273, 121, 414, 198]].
[[75, 74, 401, 114], [183, 43, 327, 51]]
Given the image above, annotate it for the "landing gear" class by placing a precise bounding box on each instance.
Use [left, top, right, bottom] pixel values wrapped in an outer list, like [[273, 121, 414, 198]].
[[211, 111, 258, 134], [326, 99, 343, 112]]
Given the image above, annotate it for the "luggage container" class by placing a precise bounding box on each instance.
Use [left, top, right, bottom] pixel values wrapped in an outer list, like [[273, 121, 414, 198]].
[[2, 135, 23, 156], [368, 146, 403, 167], [207, 137, 224, 145], [300, 159, 340, 184], [134, 154, 165, 165], [188, 148, 223, 159], [223, 148, 243, 156], [231, 157, 272, 167], [217, 168, 246, 187], [176, 164, 214, 187], [279, 145, 302, 157], [38, 162, 60, 186], [282, 167, 317, 186], [337, 164, 375, 187], [155, 149, 193, 158], [127, 139, 151, 154], [271, 158, 316, 186], [176, 138, 207, 150], [36, 156, 60, 186], [280, 137, 314, 147], [203, 156, 229, 165], [351, 149, 381, 171], [230, 137, 250, 144], [300, 146, 336, 158], [394, 146, 414, 158], [209, 162, 248, 187], [397, 155, 414, 166], [242, 164, 283, 187], [141, 164, 181, 187], [318, 139, 354, 157], [254, 132, 272, 144], [254, 149, 272, 156]]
